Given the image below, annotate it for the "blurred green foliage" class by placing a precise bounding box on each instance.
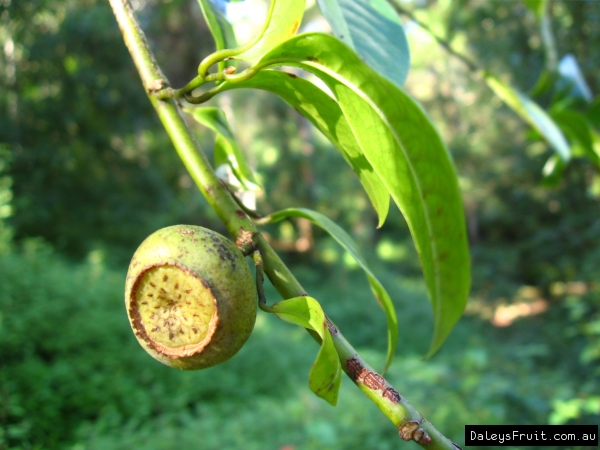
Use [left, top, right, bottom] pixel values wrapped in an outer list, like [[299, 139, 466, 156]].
[[1, 0, 600, 448]]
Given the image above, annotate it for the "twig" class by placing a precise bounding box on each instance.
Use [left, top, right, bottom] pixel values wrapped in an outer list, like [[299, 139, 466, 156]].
[[388, 0, 479, 74], [109, 1, 461, 448]]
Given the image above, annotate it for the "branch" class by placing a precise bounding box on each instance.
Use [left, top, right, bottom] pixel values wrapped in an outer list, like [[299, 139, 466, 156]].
[[388, 0, 479, 74], [109, 1, 461, 448]]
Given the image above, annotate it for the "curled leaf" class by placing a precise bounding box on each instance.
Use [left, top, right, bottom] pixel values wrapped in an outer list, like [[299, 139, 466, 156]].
[[266, 296, 342, 406], [263, 207, 397, 373]]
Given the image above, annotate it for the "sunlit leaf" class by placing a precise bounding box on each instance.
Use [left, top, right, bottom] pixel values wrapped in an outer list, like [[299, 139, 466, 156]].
[[523, 0, 546, 18], [253, 33, 471, 357], [316, 0, 410, 87], [558, 54, 593, 103], [236, 0, 305, 62], [485, 75, 571, 162], [267, 296, 342, 405], [263, 207, 397, 373], [219, 70, 389, 226], [197, 0, 237, 51], [188, 107, 261, 190]]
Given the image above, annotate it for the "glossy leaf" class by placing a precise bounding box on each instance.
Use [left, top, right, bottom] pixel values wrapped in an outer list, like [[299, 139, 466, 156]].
[[485, 75, 571, 162], [267, 296, 342, 406], [188, 107, 261, 190], [254, 33, 471, 356], [316, 0, 410, 87], [219, 70, 389, 225], [264, 207, 397, 372], [236, 0, 305, 62], [197, 0, 237, 72], [197, 0, 237, 51]]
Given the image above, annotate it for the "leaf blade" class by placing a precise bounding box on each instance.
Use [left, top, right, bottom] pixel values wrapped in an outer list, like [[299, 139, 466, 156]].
[[197, 0, 237, 51], [268, 296, 342, 406], [265, 207, 397, 372], [256, 33, 471, 356], [485, 75, 571, 161], [219, 70, 389, 225], [316, 0, 410, 87], [237, 0, 306, 62], [188, 107, 261, 190]]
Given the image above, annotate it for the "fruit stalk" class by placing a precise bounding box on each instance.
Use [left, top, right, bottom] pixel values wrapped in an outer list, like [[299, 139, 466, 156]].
[[109, 1, 461, 447]]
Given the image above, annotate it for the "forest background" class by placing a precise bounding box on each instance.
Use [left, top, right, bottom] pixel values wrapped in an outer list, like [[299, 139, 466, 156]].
[[1, 0, 599, 448]]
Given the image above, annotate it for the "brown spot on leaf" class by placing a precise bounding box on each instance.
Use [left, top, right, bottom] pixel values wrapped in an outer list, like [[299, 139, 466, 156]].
[[363, 372, 385, 390], [169, 332, 174, 340], [175, 283, 179, 289], [192, 327, 198, 334], [235, 209, 246, 218], [285, 72, 298, 78], [163, 275, 168, 281], [383, 387, 401, 403], [150, 282, 156, 287], [307, 56, 320, 63]]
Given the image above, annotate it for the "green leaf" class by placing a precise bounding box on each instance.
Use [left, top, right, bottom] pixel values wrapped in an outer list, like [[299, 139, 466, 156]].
[[551, 109, 599, 167], [219, 70, 389, 226], [267, 296, 342, 406], [485, 75, 571, 162], [316, 0, 410, 87], [254, 33, 471, 357], [586, 96, 600, 129], [558, 54, 593, 103], [188, 107, 261, 190], [236, 0, 305, 62], [198, 0, 237, 51], [264, 207, 397, 373], [197, 0, 237, 72], [523, 0, 546, 18]]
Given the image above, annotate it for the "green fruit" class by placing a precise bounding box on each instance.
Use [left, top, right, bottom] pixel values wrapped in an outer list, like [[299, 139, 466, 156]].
[[125, 225, 257, 370]]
